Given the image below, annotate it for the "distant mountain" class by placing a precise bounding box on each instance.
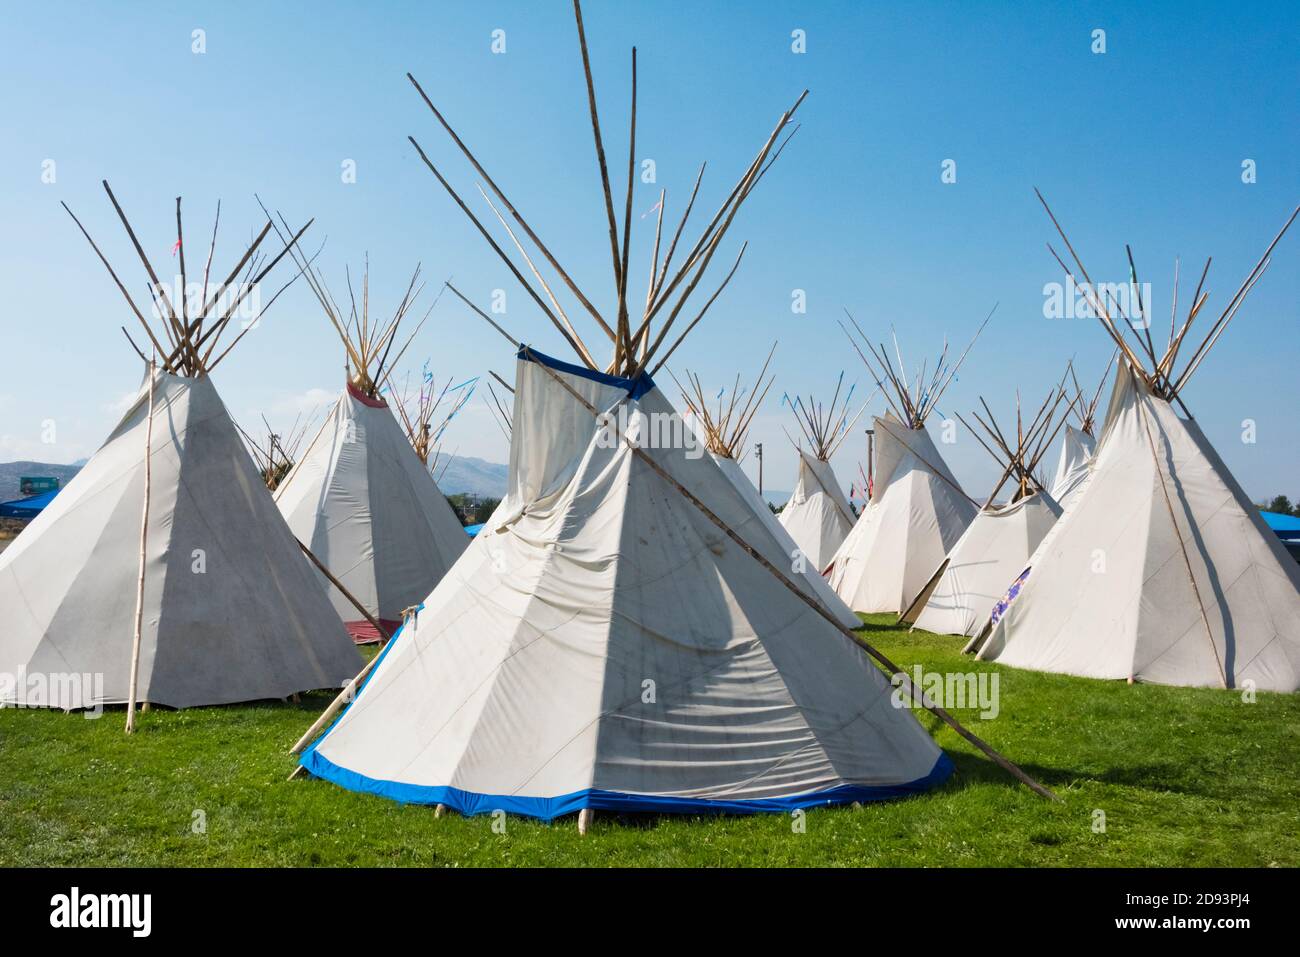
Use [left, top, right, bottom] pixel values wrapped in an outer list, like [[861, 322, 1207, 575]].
[[434, 455, 508, 498], [0, 461, 83, 499]]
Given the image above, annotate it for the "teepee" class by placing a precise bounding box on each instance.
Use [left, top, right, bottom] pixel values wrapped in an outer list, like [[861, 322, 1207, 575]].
[[824, 317, 986, 613], [0, 187, 362, 712], [673, 347, 862, 628], [776, 378, 866, 573], [298, 3, 954, 820], [973, 195, 1300, 692], [1049, 359, 1110, 510], [901, 386, 1067, 637], [273, 259, 469, 642]]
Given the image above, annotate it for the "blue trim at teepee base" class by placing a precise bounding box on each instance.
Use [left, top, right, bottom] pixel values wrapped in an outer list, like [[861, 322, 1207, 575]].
[[518, 345, 656, 400], [298, 749, 954, 821]]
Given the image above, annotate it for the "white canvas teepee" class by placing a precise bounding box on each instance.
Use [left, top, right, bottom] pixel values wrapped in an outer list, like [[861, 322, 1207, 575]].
[[1049, 425, 1096, 510], [780, 452, 856, 572], [673, 349, 862, 629], [909, 494, 1060, 637], [1049, 361, 1108, 510], [973, 197, 1300, 691], [273, 261, 469, 641], [0, 189, 361, 710], [825, 316, 989, 614], [776, 382, 866, 573], [299, 4, 954, 818], [276, 383, 470, 641], [301, 351, 952, 815], [827, 414, 977, 613], [901, 384, 1068, 637]]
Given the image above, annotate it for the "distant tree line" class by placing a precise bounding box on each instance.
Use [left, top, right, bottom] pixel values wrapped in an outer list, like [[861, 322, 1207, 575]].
[[1260, 496, 1300, 517]]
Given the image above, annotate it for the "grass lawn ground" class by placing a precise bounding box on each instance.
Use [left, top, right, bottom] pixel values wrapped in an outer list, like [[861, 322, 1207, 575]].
[[1, 614, 1296, 867]]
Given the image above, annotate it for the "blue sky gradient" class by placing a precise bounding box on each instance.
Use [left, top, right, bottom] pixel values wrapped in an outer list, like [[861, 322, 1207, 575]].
[[1, 1, 1295, 498]]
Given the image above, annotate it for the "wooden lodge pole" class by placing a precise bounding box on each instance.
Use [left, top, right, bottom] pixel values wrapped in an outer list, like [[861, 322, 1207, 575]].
[[286, 645, 383, 766], [125, 360, 156, 733], [295, 537, 390, 642], [284, 605, 416, 780]]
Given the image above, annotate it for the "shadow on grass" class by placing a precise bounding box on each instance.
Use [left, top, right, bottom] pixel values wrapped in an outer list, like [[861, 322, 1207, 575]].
[[853, 617, 909, 635], [545, 749, 1086, 833], [944, 749, 1080, 797]]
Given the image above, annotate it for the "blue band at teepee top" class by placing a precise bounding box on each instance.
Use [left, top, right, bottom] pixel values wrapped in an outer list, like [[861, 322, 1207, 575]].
[[518, 345, 656, 400]]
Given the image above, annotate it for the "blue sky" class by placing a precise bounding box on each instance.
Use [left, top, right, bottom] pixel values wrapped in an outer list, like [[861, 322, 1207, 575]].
[[1, 0, 1296, 499]]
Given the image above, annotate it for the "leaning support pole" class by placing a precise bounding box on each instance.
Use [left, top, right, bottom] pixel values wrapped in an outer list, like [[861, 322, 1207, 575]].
[[526, 348, 1059, 802], [1136, 397, 1228, 689], [295, 538, 391, 642], [125, 360, 156, 734], [288, 605, 417, 768], [286, 653, 379, 781]]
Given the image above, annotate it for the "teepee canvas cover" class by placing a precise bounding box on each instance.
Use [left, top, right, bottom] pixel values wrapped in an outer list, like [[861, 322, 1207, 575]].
[[1049, 425, 1096, 510], [301, 351, 952, 816], [779, 451, 856, 573], [775, 379, 867, 573], [275, 382, 469, 641], [0, 189, 361, 709], [825, 313, 990, 613], [272, 257, 469, 641], [906, 493, 1061, 637], [1048, 361, 1107, 510], [673, 350, 862, 628], [827, 415, 977, 613], [973, 195, 1300, 691], [712, 455, 861, 628]]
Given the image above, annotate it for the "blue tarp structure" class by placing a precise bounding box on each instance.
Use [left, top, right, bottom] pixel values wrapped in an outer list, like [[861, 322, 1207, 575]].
[[464, 523, 484, 537], [0, 488, 58, 519], [1262, 510, 1300, 543]]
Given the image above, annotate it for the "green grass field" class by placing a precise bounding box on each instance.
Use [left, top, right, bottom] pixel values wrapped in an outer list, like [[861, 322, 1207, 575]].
[[1, 614, 1296, 867]]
